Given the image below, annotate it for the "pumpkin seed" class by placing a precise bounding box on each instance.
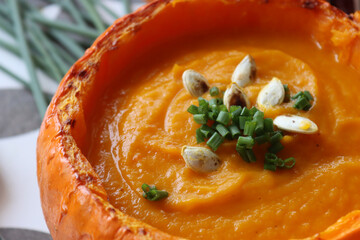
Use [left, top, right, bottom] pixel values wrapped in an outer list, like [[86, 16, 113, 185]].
[[181, 146, 221, 173], [257, 77, 285, 109], [223, 83, 251, 110], [231, 54, 256, 87], [182, 69, 210, 97], [273, 115, 318, 134]]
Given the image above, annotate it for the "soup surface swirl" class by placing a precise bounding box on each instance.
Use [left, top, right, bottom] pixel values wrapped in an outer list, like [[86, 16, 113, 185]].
[[87, 34, 360, 240]]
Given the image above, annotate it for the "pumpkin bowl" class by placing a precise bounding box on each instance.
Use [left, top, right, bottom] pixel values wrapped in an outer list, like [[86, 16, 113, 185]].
[[37, 0, 360, 239]]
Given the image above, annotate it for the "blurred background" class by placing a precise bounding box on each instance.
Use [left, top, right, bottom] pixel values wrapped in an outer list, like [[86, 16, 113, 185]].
[[0, 0, 358, 239]]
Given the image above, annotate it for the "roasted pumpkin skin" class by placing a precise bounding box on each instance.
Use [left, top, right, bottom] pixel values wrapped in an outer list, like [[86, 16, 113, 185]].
[[37, 0, 360, 239]]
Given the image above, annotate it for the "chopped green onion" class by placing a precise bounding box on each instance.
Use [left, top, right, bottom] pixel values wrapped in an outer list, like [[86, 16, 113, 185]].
[[142, 184, 168, 201], [265, 152, 277, 162], [209, 98, 218, 106], [218, 105, 228, 112], [187, 87, 296, 171], [216, 111, 230, 125], [253, 111, 264, 135], [268, 141, 284, 154], [216, 98, 223, 105], [196, 128, 205, 143], [231, 106, 242, 125], [303, 91, 314, 101], [207, 132, 224, 151], [198, 98, 209, 114], [270, 132, 283, 144], [244, 121, 257, 136], [255, 134, 269, 145], [210, 86, 220, 96], [236, 145, 248, 162], [216, 124, 230, 138], [246, 149, 256, 163], [229, 125, 241, 138], [264, 153, 296, 170], [200, 125, 215, 138], [283, 84, 290, 102], [187, 105, 199, 114], [249, 107, 259, 116], [210, 103, 218, 111], [264, 153, 278, 171], [237, 136, 255, 149], [284, 157, 296, 169], [194, 114, 207, 124], [264, 118, 274, 132], [198, 97, 207, 103], [292, 90, 314, 111], [294, 96, 311, 110], [241, 107, 250, 116], [265, 153, 278, 166], [291, 91, 303, 100], [208, 111, 218, 121], [264, 163, 277, 171], [276, 158, 285, 168], [230, 105, 242, 113], [239, 116, 252, 130], [211, 122, 218, 130]]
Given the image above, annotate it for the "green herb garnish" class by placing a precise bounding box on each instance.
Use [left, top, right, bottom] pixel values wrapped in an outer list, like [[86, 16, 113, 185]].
[[187, 91, 296, 170], [209, 86, 220, 96], [264, 153, 296, 171], [291, 90, 314, 111], [207, 132, 224, 151], [216, 111, 231, 125], [283, 84, 290, 102], [193, 114, 207, 124], [142, 184, 168, 201]]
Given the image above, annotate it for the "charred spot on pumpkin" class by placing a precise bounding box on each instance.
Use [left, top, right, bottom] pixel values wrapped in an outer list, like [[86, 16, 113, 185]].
[[66, 81, 74, 90], [123, 226, 132, 234], [301, 0, 319, 9], [138, 228, 147, 235], [108, 207, 116, 213], [64, 118, 75, 128], [78, 70, 89, 79]]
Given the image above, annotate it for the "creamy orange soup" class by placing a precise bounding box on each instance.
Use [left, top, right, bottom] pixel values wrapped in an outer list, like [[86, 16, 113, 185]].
[[87, 33, 360, 239]]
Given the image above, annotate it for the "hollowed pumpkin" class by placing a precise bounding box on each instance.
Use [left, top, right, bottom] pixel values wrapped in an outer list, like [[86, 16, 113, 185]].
[[37, 0, 360, 239]]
